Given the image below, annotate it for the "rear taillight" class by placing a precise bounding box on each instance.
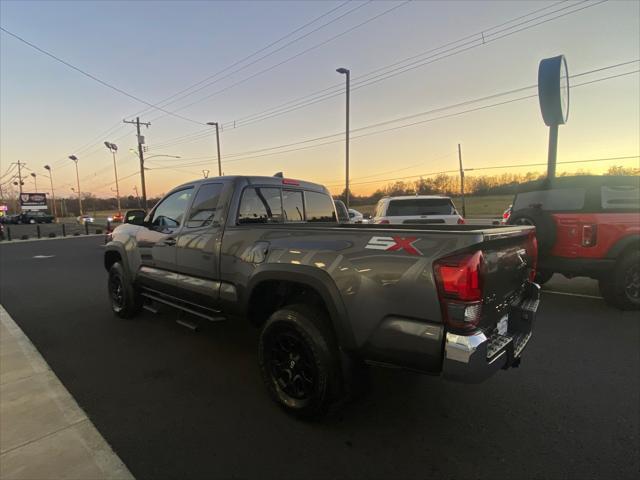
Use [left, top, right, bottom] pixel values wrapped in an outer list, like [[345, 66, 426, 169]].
[[525, 230, 538, 282], [376, 219, 390, 224], [581, 224, 597, 247], [434, 251, 483, 332], [457, 217, 465, 224]]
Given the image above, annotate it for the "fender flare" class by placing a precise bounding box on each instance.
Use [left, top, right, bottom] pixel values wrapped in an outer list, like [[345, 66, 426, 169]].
[[607, 234, 640, 260], [244, 264, 356, 350], [104, 243, 133, 281]]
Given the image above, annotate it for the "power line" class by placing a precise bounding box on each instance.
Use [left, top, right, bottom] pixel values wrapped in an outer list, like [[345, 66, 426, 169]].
[[231, 0, 608, 130], [147, 1, 412, 122], [152, 65, 637, 167], [217, 0, 576, 130], [125, 1, 355, 119], [146, 0, 608, 151], [0, 27, 204, 126]]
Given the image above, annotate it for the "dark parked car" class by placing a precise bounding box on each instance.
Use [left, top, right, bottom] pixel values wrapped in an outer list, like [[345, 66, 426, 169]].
[[105, 175, 540, 417], [8, 211, 55, 224], [508, 175, 639, 309]]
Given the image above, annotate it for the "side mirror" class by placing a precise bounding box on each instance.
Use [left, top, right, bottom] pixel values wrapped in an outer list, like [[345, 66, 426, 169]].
[[125, 209, 146, 226]]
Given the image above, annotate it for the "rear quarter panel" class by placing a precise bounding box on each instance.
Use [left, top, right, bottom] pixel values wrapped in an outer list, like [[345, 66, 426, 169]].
[[551, 213, 640, 258], [219, 225, 484, 347]]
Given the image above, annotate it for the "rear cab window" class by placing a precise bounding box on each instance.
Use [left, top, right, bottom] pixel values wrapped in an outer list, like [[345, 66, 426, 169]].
[[237, 187, 337, 224], [386, 198, 456, 216]]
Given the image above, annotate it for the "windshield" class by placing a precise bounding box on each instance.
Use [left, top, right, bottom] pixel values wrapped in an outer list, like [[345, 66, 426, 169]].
[[386, 198, 455, 216]]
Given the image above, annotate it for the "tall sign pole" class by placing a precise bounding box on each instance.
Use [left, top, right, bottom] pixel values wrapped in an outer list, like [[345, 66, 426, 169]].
[[538, 55, 570, 180]]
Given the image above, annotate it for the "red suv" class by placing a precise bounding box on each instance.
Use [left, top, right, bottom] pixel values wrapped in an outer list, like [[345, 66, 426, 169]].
[[508, 175, 639, 310]]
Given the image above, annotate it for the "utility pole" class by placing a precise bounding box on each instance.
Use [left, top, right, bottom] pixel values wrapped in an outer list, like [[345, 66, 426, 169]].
[[133, 186, 142, 209], [457, 144, 466, 218], [206, 122, 222, 176], [124, 117, 151, 209]]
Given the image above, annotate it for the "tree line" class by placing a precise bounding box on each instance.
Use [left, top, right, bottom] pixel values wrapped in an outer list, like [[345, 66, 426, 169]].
[[334, 165, 639, 206]]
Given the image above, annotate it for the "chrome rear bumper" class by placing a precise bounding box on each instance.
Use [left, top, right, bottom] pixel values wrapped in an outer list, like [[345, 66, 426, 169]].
[[442, 284, 539, 383]]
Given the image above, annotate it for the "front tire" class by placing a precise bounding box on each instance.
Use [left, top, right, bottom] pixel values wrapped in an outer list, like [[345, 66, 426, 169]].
[[108, 262, 142, 318], [258, 304, 342, 418], [599, 251, 640, 310]]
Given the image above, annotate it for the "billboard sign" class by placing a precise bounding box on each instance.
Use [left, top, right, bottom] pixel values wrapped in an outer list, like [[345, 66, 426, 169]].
[[20, 192, 48, 211]]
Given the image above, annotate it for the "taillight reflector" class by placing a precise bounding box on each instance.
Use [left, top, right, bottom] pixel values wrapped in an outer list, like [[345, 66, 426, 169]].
[[582, 224, 597, 247], [377, 219, 390, 224], [457, 217, 465, 224]]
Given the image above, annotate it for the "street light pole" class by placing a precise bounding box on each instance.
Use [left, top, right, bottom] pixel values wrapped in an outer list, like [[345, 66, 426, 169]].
[[105, 142, 121, 213], [43, 165, 58, 217], [336, 67, 350, 209], [69, 155, 82, 215], [30, 172, 38, 192], [206, 122, 222, 176]]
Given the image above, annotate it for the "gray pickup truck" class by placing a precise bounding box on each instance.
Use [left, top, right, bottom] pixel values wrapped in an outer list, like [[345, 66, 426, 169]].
[[105, 175, 540, 417]]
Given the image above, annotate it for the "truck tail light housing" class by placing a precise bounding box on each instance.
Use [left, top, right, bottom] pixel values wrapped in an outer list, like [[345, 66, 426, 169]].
[[457, 217, 465, 224], [376, 219, 390, 224], [581, 224, 597, 247], [525, 230, 538, 282], [433, 250, 483, 332]]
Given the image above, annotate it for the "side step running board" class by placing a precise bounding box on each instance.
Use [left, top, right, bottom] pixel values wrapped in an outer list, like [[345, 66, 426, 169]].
[[140, 292, 225, 323]]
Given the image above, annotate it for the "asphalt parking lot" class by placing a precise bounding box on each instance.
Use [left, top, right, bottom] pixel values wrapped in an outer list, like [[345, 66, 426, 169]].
[[0, 236, 638, 480]]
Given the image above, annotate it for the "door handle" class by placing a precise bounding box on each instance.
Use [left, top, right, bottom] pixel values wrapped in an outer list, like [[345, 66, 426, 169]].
[[161, 238, 176, 246]]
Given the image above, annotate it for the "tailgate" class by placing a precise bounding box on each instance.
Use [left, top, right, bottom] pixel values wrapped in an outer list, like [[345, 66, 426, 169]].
[[478, 227, 536, 332]]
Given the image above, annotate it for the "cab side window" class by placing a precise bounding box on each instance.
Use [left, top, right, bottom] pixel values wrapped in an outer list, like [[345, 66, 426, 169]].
[[151, 188, 193, 229], [187, 183, 223, 228]]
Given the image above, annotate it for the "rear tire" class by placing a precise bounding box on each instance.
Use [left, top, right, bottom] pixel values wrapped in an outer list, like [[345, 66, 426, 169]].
[[599, 251, 640, 310], [508, 208, 557, 255], [258, 304, 343, 418], [108, 262, 142, 318]]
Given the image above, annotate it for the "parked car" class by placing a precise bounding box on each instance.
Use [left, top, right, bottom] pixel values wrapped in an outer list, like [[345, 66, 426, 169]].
[[77, 214, 95, 224], [372, 195, 465, 225], [0, 223, 4, 241], [348, 208, 364, 223], [508, 175, 640, 309], [105, 175, 540, 417], [8, 211, 55, 224], [107, 212, 124, 223]]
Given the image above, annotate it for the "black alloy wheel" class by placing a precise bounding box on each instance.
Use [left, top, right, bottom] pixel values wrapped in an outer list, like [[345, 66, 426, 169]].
[[265, 328, 318, 400], [109, 273, 125, 311], [623, 262, 640, 304]]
